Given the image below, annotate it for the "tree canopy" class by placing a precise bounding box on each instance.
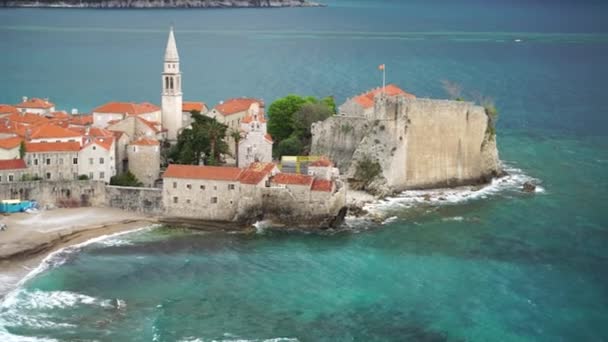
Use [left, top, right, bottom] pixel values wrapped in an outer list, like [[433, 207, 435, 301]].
[[267, 94, 336, 158], [169, 111, 230, 166], [110, 171, 143, 187]]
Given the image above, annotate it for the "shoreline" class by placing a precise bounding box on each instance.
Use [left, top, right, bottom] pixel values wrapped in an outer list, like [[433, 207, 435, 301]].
[[0, 208, 158, 297]]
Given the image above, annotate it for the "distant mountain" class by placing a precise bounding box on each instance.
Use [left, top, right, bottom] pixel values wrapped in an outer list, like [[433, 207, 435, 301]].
[[0, 0, 324, 8]]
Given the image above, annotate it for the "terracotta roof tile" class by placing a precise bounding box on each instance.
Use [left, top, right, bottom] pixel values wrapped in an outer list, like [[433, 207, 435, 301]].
[[6, 112, 49, 125], [182, 101, 206, 113], [69, 115, 93, 126], [83, 137, 114, 151], [15, 98, 54, 109], [163, 164, 242, 181], [0, 105, 19, 115], [30, 124, 81, 139], [0, 159, 26, 170], [25, 141, 80, 153], [353, 84, 415, 109], [0, 137, 23, 150], [137, 117, 162, 133], [239, 162, 276, 185], [93, 102, 160, 115], [311, 179, 333, 192], [271, 173, 314, 187], [131, 137, 159, 146], [310, 157, 333, 167], [214, 98, 262, 116]]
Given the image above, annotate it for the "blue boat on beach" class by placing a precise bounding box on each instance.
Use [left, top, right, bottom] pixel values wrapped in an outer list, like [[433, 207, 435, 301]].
[[0, 199, 36, 213]]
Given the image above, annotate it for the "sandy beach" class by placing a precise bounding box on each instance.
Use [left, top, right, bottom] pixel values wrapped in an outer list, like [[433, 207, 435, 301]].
[[0, 207, 157, 296]]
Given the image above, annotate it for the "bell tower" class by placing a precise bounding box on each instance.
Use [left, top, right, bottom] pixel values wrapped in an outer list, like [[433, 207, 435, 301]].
[[161, 26, 183, 141]]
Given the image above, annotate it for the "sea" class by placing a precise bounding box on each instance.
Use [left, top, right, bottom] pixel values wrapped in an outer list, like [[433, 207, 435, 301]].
[[1, 0, 608, 341]]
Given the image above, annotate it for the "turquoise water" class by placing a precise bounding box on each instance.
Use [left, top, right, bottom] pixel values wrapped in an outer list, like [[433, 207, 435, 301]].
[[1, 1, 608, 341]]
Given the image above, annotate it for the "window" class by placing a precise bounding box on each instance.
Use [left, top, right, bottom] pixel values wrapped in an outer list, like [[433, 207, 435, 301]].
[[211, 197, 218, 204], [46, 158, 51, 165], [173, 182, 177, 189], [27, 158, 31, 166], [186, 199, 191, 204], [59, 158, 63, 165], [89, 172, 93, 179], [0, 176, 2, 182], [200, 185, 205, 190], [93, 146, 96, 150], [100, 172, 105, 179], [186, 184, 192, 190], [213, 186, 217, 190], [58, 172, 62, 179], [99, 157, 104, 164], [89, 158, 94, 165], [34, 159, 38, 165], [73, 158, 78, 165], [228, 184, 235, 190], [173, 196, 178, 204], [8, 175, 13, 182], [46, 172, 51, 180]]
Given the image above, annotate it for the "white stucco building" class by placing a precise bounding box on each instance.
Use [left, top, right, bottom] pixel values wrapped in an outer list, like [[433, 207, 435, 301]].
[[238, 105, 273, 168], [77, 137, 116, 182]]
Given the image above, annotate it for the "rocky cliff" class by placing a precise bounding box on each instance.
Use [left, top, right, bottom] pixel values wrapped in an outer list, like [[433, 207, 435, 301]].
[[0, 0, 322, 8], [311, 96, 502, 196]]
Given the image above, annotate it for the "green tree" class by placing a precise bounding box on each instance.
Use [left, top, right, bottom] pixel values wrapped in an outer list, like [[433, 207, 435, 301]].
[[110, 171, 143, 187], [320, 96, 337, 114], [293, 102, 334, 151], [230, 129, 242, 167], [267, 95, 309, 143], [276, 135, 303, 158], [19, 141, 26, 159], [170, 111, 229, 166]]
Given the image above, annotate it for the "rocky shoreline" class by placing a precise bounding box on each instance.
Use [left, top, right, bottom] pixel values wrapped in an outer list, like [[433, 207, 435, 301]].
[[0, 0, 324, 8]]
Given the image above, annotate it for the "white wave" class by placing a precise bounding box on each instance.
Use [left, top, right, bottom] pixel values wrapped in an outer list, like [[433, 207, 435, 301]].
[[367, 164, 544, 213], [252, 220, 273, 234], [178, 338, 299, 342], [0, 330, 58, 342], [3, 290, 114, 311], [442, 216, 464, 222]]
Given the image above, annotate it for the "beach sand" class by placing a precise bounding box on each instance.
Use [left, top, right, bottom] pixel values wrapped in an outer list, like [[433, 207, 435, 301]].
[[0, 207, 157, 296]]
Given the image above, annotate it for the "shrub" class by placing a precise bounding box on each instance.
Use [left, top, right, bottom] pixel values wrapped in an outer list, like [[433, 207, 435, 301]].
[[78, 174, 89, 180], [354, 156, 382, 189], [110, 171, 143, 187]]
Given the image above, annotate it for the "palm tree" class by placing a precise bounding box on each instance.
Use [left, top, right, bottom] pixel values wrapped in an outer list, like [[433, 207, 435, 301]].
[[230, 129, 242, 167], [207, 119, 226, 166]]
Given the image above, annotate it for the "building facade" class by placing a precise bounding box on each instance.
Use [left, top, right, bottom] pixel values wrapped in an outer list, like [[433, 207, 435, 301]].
[[127, 137, 161, 187]]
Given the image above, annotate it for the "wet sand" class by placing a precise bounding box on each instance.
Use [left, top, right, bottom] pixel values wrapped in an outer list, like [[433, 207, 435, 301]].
[[0, 207, 157, 296]]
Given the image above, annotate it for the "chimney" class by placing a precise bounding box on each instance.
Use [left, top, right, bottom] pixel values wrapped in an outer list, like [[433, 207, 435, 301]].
[[22, 96, 27, 103], [71, 108, 78, 115], [85, 127, 90, 136]]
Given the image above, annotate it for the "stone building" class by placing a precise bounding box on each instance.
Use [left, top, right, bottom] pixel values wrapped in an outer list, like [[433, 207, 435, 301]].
[[112, 131, 130, 174], [92, 102, 161, 128], [0, 159, 28, 183], [127, 137, 160, 187], [237, 105, 273, 168], [161, 27, 183, 142], [25, 141, 80, 181], [163, 164, 243, 221], [206, 98, 263, 132], [106, 115, 166, 141], [14, 97, 55, 116], [28, 124, 82, 145], [307, 157, 339, 181], [338, 84, 415, 118], [77, 137, 116, 182]]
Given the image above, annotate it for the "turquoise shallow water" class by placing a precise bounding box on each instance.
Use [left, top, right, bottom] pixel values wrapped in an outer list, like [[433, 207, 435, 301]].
[[1, 0, 608, 341]]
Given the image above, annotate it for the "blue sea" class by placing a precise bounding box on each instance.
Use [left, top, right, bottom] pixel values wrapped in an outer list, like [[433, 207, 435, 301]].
[[1, 0, 608, 341]]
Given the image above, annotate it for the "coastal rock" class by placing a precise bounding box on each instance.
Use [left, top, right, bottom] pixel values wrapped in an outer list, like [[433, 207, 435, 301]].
[[522, 182, 536, 193], [0, 0, 323, 8], [312, 97, 502, 196]]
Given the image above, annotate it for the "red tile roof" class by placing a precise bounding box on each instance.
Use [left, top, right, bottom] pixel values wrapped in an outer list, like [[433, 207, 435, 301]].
[[239, 162, 276, 185], [311, 179, 333, 192], [163, 164, 243, 181], [30, 124, 81, 140], [69, 115, 93, 126], [0, 105, 19, 115], [310, 157, 333, 167], [271, 173, 314, 187], [49, 111, 69, 119], [15, 98, 54, 109], [0, 159, 26, 170], [241, 112, 266, 124], [0, 137, 23, 150], [214, 98, 262, 116], [131, 137, 159, 146], [182, 101, 206, 113], [137, 117, 162, 133], [353, 84, 415, 109], [6, 112, 49, 125], [25, 141, 80, 153], [264, 133, 273, 143], [93, 102, 160, 115]]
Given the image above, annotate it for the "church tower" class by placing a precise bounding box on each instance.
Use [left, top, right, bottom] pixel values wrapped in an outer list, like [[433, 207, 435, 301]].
[[161, 26, 183, 141]]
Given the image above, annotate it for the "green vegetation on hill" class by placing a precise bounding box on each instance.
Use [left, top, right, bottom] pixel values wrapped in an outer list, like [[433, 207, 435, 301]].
[[110, 171, 143, 187], [268, 94, 336, 158]]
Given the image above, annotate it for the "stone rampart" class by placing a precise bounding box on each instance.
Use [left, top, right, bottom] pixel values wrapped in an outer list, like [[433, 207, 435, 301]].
[[0, 180, 106, 208], [106, 185, 163, 215]]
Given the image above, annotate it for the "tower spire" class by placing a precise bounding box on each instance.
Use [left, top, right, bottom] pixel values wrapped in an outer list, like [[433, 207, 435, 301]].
[[164, 26, 179, 62]]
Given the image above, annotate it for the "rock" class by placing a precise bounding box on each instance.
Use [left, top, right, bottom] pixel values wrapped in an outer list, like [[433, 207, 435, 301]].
[[522, 182, 536, 193], [422, 194, 432, 201]]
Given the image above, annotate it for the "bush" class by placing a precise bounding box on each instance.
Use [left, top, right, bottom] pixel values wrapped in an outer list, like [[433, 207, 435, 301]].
[[110, 171, 143, 187], [354, 156, 382, 189], [21, 174, 41, 181], [276, 135, 303, 158], [78, 174, 89, 180]]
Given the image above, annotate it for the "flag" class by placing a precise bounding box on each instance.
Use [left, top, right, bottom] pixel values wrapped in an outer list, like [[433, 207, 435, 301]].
[[378, 64, 385, 71]]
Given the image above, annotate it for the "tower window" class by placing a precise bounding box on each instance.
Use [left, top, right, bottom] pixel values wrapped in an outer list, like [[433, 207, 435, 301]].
[[170, 77, 174, 90], [165, 76, 169, 90]]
